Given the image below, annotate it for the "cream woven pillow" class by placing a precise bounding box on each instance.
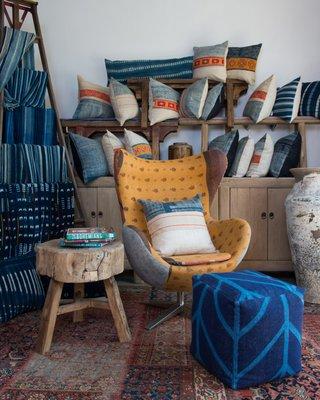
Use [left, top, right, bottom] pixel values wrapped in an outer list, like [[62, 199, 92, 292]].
[[101, 130, 124, 175], [109, 78, 139, 126]]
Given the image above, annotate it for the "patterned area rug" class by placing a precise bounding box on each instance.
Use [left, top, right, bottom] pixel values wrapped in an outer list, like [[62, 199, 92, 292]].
[[0, 285, 320, 400]]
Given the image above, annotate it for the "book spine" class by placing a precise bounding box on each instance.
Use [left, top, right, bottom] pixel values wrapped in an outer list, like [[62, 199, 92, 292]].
[[65, 233, 116, 240]]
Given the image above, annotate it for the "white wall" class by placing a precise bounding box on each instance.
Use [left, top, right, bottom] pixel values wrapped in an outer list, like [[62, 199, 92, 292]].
[[35, 0, 320, 165]]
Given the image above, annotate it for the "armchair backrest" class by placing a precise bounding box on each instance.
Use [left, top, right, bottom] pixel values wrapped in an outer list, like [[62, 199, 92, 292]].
[[114, 149, 227, 236]]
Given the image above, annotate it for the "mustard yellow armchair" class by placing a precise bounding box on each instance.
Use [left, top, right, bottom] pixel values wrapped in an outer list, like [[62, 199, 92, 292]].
[[114, 149, 251, 329]]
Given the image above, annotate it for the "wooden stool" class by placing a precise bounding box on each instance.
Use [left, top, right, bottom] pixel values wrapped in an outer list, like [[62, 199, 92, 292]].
[[35, 239, 131, 354]]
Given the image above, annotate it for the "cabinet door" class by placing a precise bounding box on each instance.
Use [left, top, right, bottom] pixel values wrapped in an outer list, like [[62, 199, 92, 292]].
[[268, 188, 292, 261], [230, 188, 268, 260], [77, 188, 98, 227], [97, 188, 123, 239]]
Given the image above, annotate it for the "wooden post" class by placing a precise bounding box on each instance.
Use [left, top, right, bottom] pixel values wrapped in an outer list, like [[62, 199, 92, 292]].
[[226, 81, 234, 130], [151, 125, 160, 160], [73, 283, 85, 322], [140, 80, 149, 129], [201, 123, 209, 153], [297, 122, 307, 167]]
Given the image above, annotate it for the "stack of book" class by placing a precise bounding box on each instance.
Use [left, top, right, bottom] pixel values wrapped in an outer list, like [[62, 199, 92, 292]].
[[60, 228, 117, 248]]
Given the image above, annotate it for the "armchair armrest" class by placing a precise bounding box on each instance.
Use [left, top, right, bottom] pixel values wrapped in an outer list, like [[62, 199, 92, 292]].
[[207, 217, 251, 267], [122, 224, 170, 289]]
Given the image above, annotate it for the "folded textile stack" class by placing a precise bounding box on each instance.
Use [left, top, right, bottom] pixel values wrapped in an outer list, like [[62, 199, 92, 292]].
[[60, 227, 116, 248]]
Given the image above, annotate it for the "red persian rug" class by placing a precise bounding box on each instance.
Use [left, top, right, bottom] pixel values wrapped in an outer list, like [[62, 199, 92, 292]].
[[0, 285, 320, 400]]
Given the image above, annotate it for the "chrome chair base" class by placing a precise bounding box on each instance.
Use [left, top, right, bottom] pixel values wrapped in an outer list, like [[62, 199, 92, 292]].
[[146, 292, 185, 330]]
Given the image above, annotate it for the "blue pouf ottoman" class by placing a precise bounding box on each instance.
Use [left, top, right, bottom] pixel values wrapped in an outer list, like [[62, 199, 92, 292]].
[[191, 270, 304, 389]]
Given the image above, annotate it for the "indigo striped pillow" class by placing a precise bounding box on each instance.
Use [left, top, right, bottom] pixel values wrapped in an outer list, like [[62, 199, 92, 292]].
[[272, 77, 302, 122], [105, 56, 193, 82], [299, 81, 320, 118], [269, 132, 301, 177]]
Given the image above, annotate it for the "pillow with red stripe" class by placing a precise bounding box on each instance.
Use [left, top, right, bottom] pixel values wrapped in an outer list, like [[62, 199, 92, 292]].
[[73, 75, 114, 119], [193, 41, 229, 83], [243, 75, 277, 123], [148, 78, 180, 125]]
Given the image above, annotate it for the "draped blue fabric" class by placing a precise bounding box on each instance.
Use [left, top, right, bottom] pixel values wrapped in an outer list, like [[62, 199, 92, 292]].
[[3, 106, 57, 145], [5, 68, 48, 110], [0, 27, 35, 91]]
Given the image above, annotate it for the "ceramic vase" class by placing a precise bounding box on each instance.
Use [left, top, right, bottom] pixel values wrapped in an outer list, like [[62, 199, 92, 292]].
[[285, 173, 320, 303]]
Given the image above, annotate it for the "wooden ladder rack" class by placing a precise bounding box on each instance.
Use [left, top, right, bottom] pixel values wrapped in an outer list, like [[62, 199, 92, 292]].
[[0, 0, 85, 225]]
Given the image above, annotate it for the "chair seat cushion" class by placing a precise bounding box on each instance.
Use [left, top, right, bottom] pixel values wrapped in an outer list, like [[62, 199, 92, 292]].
[[163, 252, 231, 266], [191, 270, 304, 389]]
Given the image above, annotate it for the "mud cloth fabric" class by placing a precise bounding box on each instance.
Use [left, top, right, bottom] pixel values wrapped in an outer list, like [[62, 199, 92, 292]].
[[0, 143, 68, 184], [299, 81, 320, 118], [0, 252, 45, 323], [191, 270, 304, 389], [4, 67, 48, 110], [0, 182, 74, 259], [0, 27, 35, 91], [3, 106, 57, 145]]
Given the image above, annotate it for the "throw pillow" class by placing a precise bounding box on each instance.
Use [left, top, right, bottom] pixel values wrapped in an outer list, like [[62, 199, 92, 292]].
[[227, 44, 262, 85], [105, 56, 193, 82], [201, 83, 225, 120], [101, 130, 124, 176], [73, 75, 114, 120], [246, 134, 274, 177], [229, 136, 255, 177], [243, 75, 277, 123], [69, 132, 109, 183], [299, 81, 320, 118], [109, 78, 139, 125], [138, 194, 216, 257], [269, 132, 301, 177], [123, 129, 152, 159], [179, 78, 208, 118], [148, 78, 180, 125], [272, 77, 302, 122], [208, 130, 239, 176], [193, 41, 229, 83]]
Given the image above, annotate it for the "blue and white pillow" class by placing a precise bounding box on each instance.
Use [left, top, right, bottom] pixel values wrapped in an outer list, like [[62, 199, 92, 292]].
[[139, 195, 215, 256], [269, 131, 301, 177], [109, 78, 139, 126], [201, 83, 224, 120], [69, 133, 109, 183], [105, 56, 193, 82], [299, 81, 320, 118], [272, 77, 302, 122], [179, 78, 208, 119]]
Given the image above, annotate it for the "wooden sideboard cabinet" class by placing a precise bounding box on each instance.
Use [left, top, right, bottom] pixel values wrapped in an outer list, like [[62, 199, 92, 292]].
[[76, 176, 295, 272]]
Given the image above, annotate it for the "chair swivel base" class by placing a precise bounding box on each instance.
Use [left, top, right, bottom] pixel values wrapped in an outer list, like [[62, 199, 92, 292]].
[[147, 292, 185, 330]]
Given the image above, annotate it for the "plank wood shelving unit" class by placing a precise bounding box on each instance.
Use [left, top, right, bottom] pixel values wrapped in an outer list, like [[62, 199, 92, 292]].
[[61, 78, 320, 272]]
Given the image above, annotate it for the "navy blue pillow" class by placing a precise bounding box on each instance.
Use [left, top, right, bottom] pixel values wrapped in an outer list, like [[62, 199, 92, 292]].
[[209, 130, 239, 176], [299, 81, 320, 118], [0, 253, 45, 323], [269, 131, 301, 177], [69, 133, 109, 183]]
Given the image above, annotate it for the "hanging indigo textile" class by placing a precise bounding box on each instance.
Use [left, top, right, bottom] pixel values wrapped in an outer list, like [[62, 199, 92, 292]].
[[0, 27, 35, 91], [0, 252, 45, 323], [0, 182, 74, 259], [0, 143, 68, 184], [3, 106, 57, 145], [5, 68, 48, 110]]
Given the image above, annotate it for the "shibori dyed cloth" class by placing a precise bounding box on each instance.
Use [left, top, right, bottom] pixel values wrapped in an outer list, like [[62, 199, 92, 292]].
[[4, 67, 48, 110], [0, 182, 74, 259], [0, 143, 68, 184], [3, 106, 57, 145], [191, 270, 304, 389], [0, 27, 35, 91], [0, 252, 45, 323]]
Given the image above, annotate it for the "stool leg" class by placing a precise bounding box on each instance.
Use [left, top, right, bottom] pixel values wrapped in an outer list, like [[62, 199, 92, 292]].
[[36, 279, 63, 355], [73, 283, 85, 322], [104, 277, 131, 342]]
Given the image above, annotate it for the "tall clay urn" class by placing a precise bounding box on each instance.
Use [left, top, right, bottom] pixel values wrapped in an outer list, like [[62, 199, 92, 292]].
[[285, 173, 320, 303]]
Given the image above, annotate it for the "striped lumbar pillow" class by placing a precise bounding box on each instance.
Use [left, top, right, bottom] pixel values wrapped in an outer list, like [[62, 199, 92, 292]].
[[193, 41, 229, 83], [148, 78, 180, 125], [179, 78, 208, 118], [123, 129, 152, 159], [246, 133, 274, 177], [299, 81, 320, 118], [229, 136, 255, 177], [243, 75, 277, 123], [272, 77, 302, 122], [109, 78, 139, 126], [105, 56, 193, 82], [139, 195, 216, 257], [73, 75, 114, 120], [227, 44, 262, 85]]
